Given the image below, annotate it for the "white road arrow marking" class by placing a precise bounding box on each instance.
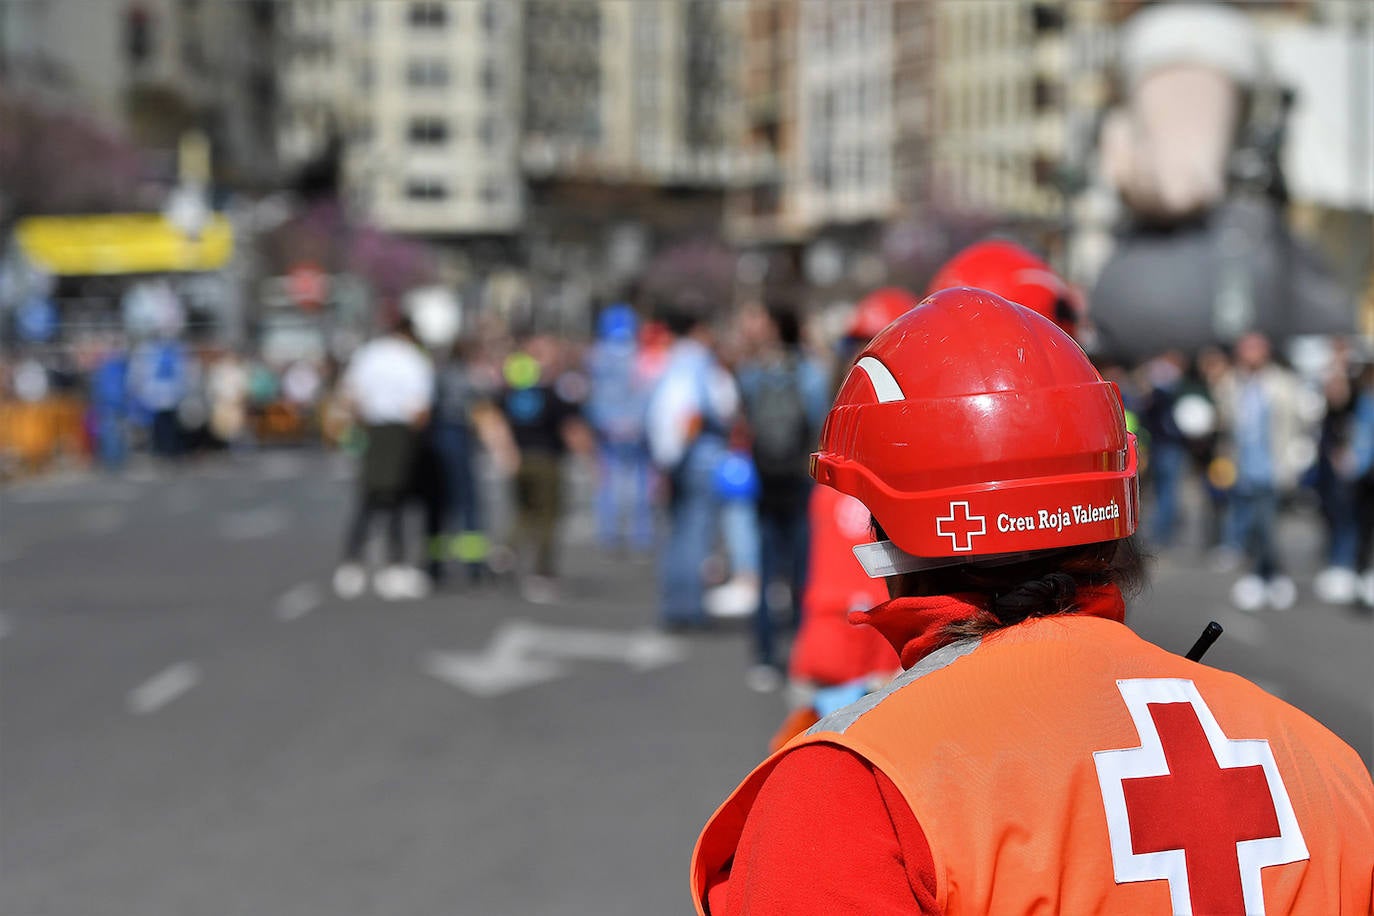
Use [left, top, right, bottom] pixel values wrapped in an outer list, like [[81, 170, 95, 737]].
[[274, 582, 323, 621], [423, 626, 567, 698], [423, 620, 688, 697], [127, 662, 201, 715]]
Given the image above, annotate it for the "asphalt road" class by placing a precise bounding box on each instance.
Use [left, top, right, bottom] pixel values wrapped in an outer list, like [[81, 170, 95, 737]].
[[1, 452, 1370, 916]]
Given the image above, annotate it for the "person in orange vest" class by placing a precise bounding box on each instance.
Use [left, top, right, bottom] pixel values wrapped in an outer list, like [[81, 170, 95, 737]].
[[775, 243, 1083, 749], [693, 288, 1374, 914]]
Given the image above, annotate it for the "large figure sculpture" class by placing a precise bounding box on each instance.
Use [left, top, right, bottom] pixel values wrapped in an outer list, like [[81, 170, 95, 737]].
[[1089, 2, 1349, 363]]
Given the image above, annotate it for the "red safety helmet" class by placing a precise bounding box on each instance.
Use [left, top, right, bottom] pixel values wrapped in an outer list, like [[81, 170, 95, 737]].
[[811, 288, 1137, 577], [928, 240, 1080, 338], [847, 287, 922, 341]]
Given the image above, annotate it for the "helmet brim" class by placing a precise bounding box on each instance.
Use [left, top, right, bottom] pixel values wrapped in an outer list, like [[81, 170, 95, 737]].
[[852, 540, 1038, 579]]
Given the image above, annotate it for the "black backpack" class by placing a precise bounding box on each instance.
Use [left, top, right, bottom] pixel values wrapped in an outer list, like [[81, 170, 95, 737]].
[[747, 357, 814, 481]]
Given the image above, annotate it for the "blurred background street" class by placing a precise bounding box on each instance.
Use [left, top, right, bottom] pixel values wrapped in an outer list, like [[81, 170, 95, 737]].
[[1, 451, 1370, 915]]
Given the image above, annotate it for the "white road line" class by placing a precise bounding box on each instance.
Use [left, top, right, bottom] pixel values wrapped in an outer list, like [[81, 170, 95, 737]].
[[275, 582, 323, 621], [127, 663, 201, 715]]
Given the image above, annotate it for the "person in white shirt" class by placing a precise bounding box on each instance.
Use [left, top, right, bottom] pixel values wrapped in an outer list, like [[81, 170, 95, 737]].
[[333, 317, 435, 601], [645, 296, 740, 628]]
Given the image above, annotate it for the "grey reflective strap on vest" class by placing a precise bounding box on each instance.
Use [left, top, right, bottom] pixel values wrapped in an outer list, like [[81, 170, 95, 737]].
[[806, 637, 982, 737]]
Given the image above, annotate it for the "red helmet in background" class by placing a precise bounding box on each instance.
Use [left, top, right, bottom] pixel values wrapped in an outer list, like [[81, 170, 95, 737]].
[[847, 287, 922, 341], [928, 240, 1080, 339], [811, 288, 1137, 577]]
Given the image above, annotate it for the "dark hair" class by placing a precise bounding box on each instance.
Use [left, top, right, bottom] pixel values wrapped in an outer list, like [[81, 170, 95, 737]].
[[874, 519, 1148, 639], [767, 304, 803, 347], [659, 288, 711, 338]]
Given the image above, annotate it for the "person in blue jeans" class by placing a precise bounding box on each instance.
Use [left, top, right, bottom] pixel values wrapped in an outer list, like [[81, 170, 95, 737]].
[[646, 296, 739, 629], [586, 304, 656, 555], [426, 339, 491, 585], [90, 341, 131, 472], [1140, 351, 1189, 547], [1215, 333, 1302, 611]]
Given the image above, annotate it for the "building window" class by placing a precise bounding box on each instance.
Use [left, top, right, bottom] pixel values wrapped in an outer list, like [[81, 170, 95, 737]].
[[357, 2, 375, 31], [1032, 2, 1065, 33], [481, 1, 500, 33], [406, 58, 449, 87], [126, 6, 156, 65], [1033, 76, 1060, 111], [408, 2, 447, 29], [480, 60, 499, 95], [810, 146, 831, 190], [404, 178, 448, 200], [408, 117, 449, 145], [481, 182, 503, 205], [356, 59, 374, 90], [478, 116, 499, 147]]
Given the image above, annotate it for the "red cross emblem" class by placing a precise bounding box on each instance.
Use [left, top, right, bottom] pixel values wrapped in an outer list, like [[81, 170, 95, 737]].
[[1094, 679, 1308, 915], [935, 501, 985, 551]]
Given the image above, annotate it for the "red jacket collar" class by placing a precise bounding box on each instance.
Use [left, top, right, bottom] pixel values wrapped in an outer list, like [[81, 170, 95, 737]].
[[849, 585, 1126, 669]]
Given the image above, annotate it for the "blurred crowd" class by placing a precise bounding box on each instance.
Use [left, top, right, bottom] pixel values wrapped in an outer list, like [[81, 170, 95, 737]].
[[317, 271, 1374, 697], [0, 333, 338, 471], [1116, 330, 1374, 614], [4, 249, 1373, 697]]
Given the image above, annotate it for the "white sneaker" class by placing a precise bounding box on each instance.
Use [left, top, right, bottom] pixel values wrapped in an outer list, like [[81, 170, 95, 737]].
[[1359, 571, 1374, 607], [705, 578, 759, 619], [1231, 574, 1267, 612], [375, 565, 430, 601], [1313, 566, 1357, 605], [333, 563, 366, 600], [1266, 575, 1297, 611]]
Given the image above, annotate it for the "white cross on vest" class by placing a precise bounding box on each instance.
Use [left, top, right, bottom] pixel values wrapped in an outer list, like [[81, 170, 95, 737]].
[[1094, 678, 1309, 915]]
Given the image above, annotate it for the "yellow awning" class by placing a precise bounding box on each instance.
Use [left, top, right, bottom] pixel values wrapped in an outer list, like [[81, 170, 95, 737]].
[[14, 213, 234, 276]]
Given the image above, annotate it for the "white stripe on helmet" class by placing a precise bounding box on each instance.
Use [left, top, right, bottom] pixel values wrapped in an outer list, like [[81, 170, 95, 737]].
[[855, 356, 905, 403]]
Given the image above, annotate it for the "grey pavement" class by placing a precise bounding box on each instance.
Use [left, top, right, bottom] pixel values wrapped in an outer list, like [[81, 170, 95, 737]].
[[1, 452, 1370, 916]]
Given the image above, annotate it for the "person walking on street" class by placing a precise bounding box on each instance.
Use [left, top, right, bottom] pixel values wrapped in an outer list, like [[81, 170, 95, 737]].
[[334, 316, 435, 601], [586, 304, 656, 556], [424, 338, 499, 586], [736, 302, 829, 690], [693, 289, 1374, 915], [129, 331, 189, 461], [1214, 331, 1304, 611], [645, 294, 739, 629], [499, 335, 586, 605]]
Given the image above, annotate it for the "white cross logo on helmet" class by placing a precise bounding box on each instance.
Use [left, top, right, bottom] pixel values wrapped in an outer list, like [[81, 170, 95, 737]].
[[936, 501, 986, 552]]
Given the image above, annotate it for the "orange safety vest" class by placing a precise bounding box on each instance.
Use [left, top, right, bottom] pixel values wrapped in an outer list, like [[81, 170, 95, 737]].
[[694, 616, 1374, 914]]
